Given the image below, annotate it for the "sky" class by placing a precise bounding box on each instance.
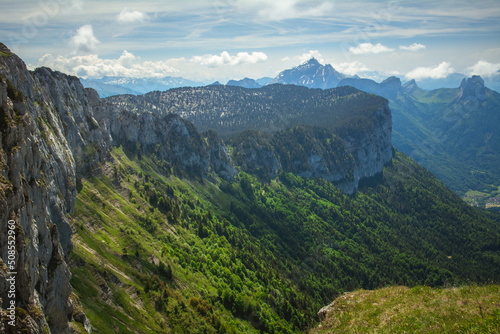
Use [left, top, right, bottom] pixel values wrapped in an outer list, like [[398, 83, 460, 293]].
[[1, 0, 499, 84]]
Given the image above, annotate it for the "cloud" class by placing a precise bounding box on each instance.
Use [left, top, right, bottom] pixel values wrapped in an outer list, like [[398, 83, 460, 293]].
[[349, 43, 394, 55], [36, 51, 179, 79], [116, 7, 148, 24], [299, 50, 325, 64], [190, 51, 268, 67], [334, 61, 370, 76], [467, 60, 500, 77], [400, 43, 426, 52], [405, 62, 455, 80], [70, 25, 100, 54], [255, 0, 334, 21], [281, 50, 325, 65]]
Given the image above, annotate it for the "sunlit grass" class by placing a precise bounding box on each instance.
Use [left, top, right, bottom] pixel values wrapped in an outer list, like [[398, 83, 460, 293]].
[[311, 285, 500, 333]]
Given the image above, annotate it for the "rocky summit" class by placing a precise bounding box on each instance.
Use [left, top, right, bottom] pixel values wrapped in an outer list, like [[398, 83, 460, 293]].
[[269, 58, 346, 89]]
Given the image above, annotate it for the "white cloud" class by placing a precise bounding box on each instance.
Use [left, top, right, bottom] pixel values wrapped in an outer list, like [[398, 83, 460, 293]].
[[37, 51, 179, 79], [334, 61, 370, 76], [281, 50, 325, 65], [70, 25, 100, 54], [190, 51, 268, 67], [467, 60, 500, 77], [116, 7, 148, 24], [299, 50, 325, 64], [256, 0, 334, 21], [400, 43, 426, 52], [405, 62, 455, 80], [349, 43, 394, 55]]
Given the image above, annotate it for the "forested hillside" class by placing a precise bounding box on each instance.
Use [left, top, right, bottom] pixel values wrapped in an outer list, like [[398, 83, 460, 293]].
[[69, 147, 500, 333], [105, 84, 388, 138]]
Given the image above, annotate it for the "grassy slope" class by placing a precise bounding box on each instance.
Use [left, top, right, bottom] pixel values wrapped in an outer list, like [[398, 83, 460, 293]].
[[310, 285, 500, 333], [70, 147, 261, 333]]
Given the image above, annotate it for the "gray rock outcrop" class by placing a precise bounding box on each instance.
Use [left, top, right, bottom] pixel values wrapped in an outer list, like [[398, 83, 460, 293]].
[[1, 43, 98, 333]]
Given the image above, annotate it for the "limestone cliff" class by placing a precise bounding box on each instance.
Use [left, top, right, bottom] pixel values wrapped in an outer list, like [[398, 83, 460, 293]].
[[106, 84, 394, 192], [0, 44, 103, 333]]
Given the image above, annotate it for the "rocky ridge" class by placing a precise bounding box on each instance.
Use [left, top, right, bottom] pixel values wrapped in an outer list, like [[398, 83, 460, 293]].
[[0, 45, 106, 333], [106, 84, 393, 192]]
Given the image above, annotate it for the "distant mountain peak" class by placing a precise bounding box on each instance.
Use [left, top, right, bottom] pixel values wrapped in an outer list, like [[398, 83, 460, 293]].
[[460, 75, 485, 89], [458, 75, 486, 100], [226, 77, 261, 88], [403, 79, 418, 94], [270, 58, 345, 89], [381, 76, 402, 86]]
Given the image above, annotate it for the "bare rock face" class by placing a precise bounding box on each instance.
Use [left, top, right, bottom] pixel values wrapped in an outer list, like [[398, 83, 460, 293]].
[[343, 104, 393, 188], [205, 130, 237, 181], [272, 126, 357, 192], [108, 109, 236, 178], [0, 43, 99, 333]]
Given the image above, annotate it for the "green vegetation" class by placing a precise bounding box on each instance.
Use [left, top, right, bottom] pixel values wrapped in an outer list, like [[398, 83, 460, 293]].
[[228, 126, 354, 183], [5, 78, 25, 102], [70, 146, 500, 333], [311, 285, 500, 333]]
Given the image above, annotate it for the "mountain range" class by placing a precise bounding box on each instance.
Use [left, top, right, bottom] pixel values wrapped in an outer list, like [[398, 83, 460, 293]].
[[80, 76, 207, 97], [226, 77, 273, 88], [81, 58, 500, 98], [85, 58, 499, 208], [1, 42, 500, 333], [268, 58, 346, 88], [105, 84, 393, 193], [338, 75, 500, 209]]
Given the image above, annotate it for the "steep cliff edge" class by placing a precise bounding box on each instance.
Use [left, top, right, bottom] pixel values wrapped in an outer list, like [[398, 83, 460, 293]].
[[0, 43, 236, 332], [1, 42, 394, 332], [0, 44, 105, 332]]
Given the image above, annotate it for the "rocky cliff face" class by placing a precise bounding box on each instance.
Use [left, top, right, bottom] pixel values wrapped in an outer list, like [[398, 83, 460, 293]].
[[105, 84, 393, 190], [0, 44, 106, 333], [228, 120, 392, 194], [340, 104, 393, 189]]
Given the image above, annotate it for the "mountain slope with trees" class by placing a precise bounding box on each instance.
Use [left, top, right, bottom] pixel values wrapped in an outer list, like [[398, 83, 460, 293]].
[[69, 147, 500, 333]]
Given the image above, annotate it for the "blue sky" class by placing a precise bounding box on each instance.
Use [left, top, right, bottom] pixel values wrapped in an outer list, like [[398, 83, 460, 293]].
[[1, 0, 499, 83]]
